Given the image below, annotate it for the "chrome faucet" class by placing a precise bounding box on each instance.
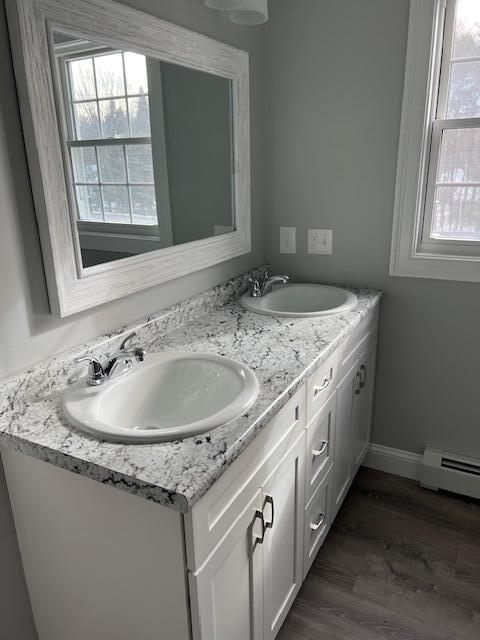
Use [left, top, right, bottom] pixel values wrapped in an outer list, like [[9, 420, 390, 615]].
[[248, 270, 289, 297], [75, 332, 146, 386]]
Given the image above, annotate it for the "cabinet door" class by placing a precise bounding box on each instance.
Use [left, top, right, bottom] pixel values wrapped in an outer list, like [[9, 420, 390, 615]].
[[351, 340, 377, 474], [333, 362, 359, 517], [189, 490, 264, 640], [262, 434, 305, 640]]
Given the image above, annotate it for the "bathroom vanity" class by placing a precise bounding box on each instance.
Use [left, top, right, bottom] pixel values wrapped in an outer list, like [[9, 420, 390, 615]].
[[0, 271, 380, 640]]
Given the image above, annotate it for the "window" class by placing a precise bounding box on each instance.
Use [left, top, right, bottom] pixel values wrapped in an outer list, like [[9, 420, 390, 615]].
[[57, 45, 158, 227], [390, 0, 480, 281]]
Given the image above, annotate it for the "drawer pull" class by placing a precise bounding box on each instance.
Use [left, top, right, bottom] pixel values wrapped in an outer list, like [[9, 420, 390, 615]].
[[264, 494, 275, 530], [312, 440, 328, 457], [313, 378, 330, 397], [354, 370, 362, 395], [360, 364, 367, 389], [310, 513, 326, 531], [253, 509, 266, 544]]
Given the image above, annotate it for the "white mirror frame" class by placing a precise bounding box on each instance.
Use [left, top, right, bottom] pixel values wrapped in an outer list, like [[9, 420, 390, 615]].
[[6, 0, 251, 316]]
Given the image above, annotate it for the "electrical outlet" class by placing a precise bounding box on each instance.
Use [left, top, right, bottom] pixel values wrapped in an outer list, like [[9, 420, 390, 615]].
[[280, 227, 296, 254], [308, 229, 332, 254]]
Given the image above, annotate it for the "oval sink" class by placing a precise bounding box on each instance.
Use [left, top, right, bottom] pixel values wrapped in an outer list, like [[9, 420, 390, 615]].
[[63, 352, 259, 443], [240, 283, 357, 318]]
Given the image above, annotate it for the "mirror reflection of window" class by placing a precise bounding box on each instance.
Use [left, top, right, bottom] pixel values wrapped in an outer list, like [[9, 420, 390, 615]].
[[60, 44, 157, 227], [53, 32, 235, 269]]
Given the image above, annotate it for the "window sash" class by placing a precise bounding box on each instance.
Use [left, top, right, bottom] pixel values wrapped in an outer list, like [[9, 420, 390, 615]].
[[69, 139, 156, 225], [420, 0, 480, 256], [67, 136, 151, 147], [421, 117, 480, 255]]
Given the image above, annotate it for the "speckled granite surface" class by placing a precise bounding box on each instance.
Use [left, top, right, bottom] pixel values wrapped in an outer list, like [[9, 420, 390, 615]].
[[0, 268, 381, 513]]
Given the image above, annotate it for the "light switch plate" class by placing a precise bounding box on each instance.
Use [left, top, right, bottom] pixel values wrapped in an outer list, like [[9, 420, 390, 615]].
[[308, 229, 332, 254], [280, 227, 296, 254]]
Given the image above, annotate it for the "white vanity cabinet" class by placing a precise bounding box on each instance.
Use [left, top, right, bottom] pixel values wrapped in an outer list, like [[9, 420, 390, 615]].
[[187, 391, 306, 640], [333, 310, 378, 517], [334, 361, 358, 514], [2, 307, 379, 640], [189, 489, 264, 640], [262, 434, 306, 639], [189, 307, 379, 640], [350, 339, 377, 474]]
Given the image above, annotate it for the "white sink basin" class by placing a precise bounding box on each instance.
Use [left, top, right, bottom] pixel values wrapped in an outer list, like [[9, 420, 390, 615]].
[[240, 283, 357, 318], [63, 352, 259, 443]]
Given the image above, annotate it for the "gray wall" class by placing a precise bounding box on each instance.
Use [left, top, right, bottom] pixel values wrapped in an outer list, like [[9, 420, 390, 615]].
[[0, 0, 265, 379], [0, 0, 264, 635], [265, 0, 480, 456]]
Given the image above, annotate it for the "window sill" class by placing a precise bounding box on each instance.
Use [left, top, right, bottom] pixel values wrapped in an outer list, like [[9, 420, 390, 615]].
[[390, 248, 480, 283]]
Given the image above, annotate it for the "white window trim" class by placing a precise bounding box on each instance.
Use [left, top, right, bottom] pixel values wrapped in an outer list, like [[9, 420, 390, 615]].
[[390, 0, 480, 282]]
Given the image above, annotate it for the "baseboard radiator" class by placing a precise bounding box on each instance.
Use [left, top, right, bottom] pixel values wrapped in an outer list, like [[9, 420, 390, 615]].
[[421, 447, 480, 500]]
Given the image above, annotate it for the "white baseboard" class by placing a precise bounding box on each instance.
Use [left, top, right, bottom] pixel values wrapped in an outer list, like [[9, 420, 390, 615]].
[[362, 443, 423, 481]]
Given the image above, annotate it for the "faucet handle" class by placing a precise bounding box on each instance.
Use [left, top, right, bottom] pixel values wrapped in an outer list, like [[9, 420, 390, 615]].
[[119, 331, 137, 351], [117, 332, 146, 362], [74, 356, 105, 385], [261, 267, 271, 282]]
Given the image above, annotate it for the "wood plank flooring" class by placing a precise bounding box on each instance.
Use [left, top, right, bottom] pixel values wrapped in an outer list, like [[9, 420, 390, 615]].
[[278, 468, 480, 640]]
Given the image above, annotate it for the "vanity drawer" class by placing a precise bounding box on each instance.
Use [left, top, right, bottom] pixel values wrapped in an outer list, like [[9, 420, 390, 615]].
[[185, 387, 306, 571], [303, 465, 332, 580], [305, 394, 335, 502], [306, 350, 337, 422], [339, 307, 378, 382]]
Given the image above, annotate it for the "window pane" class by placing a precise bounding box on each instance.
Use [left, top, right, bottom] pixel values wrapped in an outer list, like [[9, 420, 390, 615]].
[[71, 147, 98, 183], [102, 185, 131, 223], [126, 144, 154, 182], [75, 185, 103, 221], [437, 127, 480, 183], [97, 145, 126, 182], [453, 0, 480, 59], [68, 58, 96, 100], [94, 53, 125, 98], [124, 52, 148, 95], [128, 96, 151, 137], [130, 186, 157, 224], [447, 61, 480, 118], [73, 102, 100, 140], [99, 99, 128, 138], [431, 185, 480, 240]]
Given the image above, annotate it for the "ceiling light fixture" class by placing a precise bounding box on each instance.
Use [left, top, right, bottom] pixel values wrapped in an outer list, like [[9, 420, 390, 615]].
[[229, 0, 268, 25], [204, 0, 268, 26], [204, 0, 246, 10]]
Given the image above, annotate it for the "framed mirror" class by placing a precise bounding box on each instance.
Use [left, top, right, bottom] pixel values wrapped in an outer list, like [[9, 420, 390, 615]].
[[6, 0, 250, 316]]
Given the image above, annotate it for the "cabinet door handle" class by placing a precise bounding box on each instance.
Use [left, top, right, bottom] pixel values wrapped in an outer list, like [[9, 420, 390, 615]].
[[360, 364, 367, 389], [310, 513, 326, 531], [253, 509, 266, 544], [263, 494, 275, 530], [354, 370, 362, 395], [313, 377, 330, 397], [312, 440, 328, 457]]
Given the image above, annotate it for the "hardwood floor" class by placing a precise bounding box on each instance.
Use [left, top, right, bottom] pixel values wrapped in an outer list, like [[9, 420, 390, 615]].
[[278, 468, 480, 640]]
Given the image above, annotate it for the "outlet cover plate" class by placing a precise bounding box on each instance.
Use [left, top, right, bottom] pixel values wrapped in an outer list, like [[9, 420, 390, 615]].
[[308, 229, 332, 254]]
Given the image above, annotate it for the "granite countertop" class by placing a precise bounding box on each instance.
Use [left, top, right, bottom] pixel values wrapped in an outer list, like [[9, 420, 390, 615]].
[[0, 270, 381, 513]]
